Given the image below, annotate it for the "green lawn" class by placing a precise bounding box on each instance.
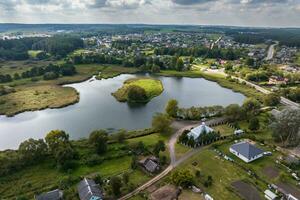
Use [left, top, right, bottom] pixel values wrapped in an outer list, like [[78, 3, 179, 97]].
[[28, 50, 44, 58], [175, 143, 191, 160], [213, 124, 235, 136], [295, 52, 300, 65], [112, 78, 164, 103]]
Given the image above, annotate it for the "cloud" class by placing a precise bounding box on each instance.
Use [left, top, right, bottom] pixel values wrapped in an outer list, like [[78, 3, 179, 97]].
[[0, 0, 299, 27]]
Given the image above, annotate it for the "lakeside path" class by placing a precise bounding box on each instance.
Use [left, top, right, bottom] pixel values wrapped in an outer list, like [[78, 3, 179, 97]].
[[119, 117, 226, 200]]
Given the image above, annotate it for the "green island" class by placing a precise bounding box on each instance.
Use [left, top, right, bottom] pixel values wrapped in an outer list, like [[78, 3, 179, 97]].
[[112, 78, 164, 103]]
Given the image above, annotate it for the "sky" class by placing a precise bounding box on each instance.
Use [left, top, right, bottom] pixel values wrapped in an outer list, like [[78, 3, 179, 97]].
[[0, 0, 300, 27]]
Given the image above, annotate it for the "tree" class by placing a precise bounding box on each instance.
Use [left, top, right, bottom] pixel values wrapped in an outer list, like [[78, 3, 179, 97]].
[[242, 98, 260, 115], [248, 117, 260, 131], [264, 93, 280, 106], [122, 172, 129, 184], [176, 58, 184, 71], [127, 85, 147, 102], [54, 143, 77, 170], [270, 109, 300, 147], [165, 99, 179, 118], [153, 140, 166, 156], [171, 169, 194, 188], [89, 130, 108, 154], [225, 104, 244, 122], [45, 130, 70, 153], [152, 113, 172, 134], [110, 176, 122, 196], [18, 138, 48, 164], [245, 58, 254, 66], [115, 129, 126, 143], [131, 155, 138, 169], [151, 65, 160, 73]]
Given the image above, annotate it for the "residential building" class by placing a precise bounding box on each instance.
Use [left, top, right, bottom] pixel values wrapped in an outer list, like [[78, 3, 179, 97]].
[[35, 189, 63, 200], [187, 122, 214, 140], [230, 141, 264, 163], [77, 178, 103, 200]]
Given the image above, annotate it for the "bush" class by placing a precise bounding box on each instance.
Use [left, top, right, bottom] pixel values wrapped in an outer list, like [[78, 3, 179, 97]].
[[85, 154, 103, 166], [43, 72, 59, 80]]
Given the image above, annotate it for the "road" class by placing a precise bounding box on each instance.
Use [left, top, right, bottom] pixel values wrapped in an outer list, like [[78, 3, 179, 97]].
[[265, 43, 277, 61], [119, 118, 227, 200], [231, 76, 299, 108]]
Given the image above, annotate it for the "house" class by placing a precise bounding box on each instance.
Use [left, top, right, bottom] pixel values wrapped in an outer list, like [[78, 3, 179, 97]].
[[229, 141, 264, 163], [264, 189, 277, 200], [139, 156, 160, 173], [187, 122, 214, 140], [35, 189, 63, 200], [77, 178, 103, 200], [268, 76, 289, 85]]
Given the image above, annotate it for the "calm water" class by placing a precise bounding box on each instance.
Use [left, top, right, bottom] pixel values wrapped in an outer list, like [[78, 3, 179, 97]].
[[0, 74, 245, 150]]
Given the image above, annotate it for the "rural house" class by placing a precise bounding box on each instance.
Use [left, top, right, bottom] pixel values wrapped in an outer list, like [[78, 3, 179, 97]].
[[139, 156, 160, 173], [77, 178, 103, 200], [229, 141, 264, 163], [35, 189, 63, 200]]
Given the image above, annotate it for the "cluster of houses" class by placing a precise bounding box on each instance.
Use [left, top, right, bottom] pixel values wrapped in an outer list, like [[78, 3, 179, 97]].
[[35, 178, 103, 200], [268, 75, 289, 85], [272, 46, 298, 64]]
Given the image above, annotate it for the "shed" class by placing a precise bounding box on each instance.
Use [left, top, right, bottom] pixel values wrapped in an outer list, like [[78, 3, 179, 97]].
[[264, 189, 277, 200]]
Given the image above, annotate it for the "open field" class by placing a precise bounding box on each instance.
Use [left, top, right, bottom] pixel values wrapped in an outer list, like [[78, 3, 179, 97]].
[[296, 52, 300, 65], [213, 124, 235, 136], [112, 78, 164, 103], [97, 65, 139, 79], [0, 85, 78, 116]]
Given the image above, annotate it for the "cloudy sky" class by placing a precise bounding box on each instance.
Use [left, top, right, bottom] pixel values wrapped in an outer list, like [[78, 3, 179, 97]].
[[0, 0, 299, 27]]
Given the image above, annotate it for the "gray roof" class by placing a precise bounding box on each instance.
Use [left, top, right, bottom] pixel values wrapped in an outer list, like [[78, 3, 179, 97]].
[[230, 142, 264, 159], [144, 159, 159, 173], [36, 189, 63, 200], [77, 178, 102, 200]]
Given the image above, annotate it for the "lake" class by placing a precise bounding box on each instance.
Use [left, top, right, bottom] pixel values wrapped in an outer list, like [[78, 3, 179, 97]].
[[0, 74, 245, 150]]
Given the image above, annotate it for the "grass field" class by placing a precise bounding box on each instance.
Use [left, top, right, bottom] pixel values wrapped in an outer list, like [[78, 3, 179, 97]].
[[28, 50, 44, 58], [0, 85, 78, 116], [112, 78, 164, 103], [213, 124, 235, 136], [97, 65, 139, 79], [295, 52, 300, 65]]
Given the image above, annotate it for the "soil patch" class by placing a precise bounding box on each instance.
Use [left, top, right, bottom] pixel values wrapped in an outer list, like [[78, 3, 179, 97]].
[[277, 182, 300, 198], [263, 166, 279, 179], [150, 184, 179, 200], [231, 180, 261, 200]]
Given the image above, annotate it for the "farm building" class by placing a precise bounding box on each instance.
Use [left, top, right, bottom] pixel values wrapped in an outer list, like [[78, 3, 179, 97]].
[[229, 141, 264, 163]]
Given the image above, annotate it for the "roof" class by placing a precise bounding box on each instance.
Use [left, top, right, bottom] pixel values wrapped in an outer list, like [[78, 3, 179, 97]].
[[144, 159, 159, 173], [188, 122, 214, 140], [36, 189, 63, 200], [264, 190, 277, 199], [77, 178, 103, 200], [230, 142, 264, 159]]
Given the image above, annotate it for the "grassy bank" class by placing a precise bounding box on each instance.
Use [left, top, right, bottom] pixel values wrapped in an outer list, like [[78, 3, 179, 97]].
[[0, 85, 79, 116], [112, 78, 164, 103]]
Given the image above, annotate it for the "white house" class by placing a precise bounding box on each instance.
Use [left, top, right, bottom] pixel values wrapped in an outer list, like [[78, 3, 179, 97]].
[[187, 122, 214, 140], [229, 141, 264, 163], [264, 189, 277, 200]]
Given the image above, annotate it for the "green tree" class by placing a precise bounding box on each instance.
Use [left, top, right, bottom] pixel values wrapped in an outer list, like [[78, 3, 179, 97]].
[[127, 85, 147, 102], [18, 138, 48, 164], [54, 143, 77, 170], [131, 155, 138, 169], [271, 109, 300, 147], [89, 130, 108, 154], [151, 65, 160, 73], [242, 98, 260, 115], [263, 93, 281, 106], [176, 58, 184, 71], [45, 130, 70, 153], [116, 129, 126, 143], [165, 99, 179, 117], [171, 169, 194, 188], [122, 172, 130, 184], [225, 104, 244, 122], [110, 176, 122, 196], [248, 117, 260, 131], [152, 113, 172, 134], [153, 140, 166, 156]]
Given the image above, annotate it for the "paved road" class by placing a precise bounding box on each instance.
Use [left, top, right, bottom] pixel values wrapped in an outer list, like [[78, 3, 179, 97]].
[[119, 118, 226, 200], [231, 76, 299, 109], [265, 42, 278, 61]]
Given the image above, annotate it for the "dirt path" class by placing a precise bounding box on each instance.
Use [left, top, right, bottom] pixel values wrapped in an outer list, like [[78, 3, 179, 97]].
[[119, 118, 226, 200]]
